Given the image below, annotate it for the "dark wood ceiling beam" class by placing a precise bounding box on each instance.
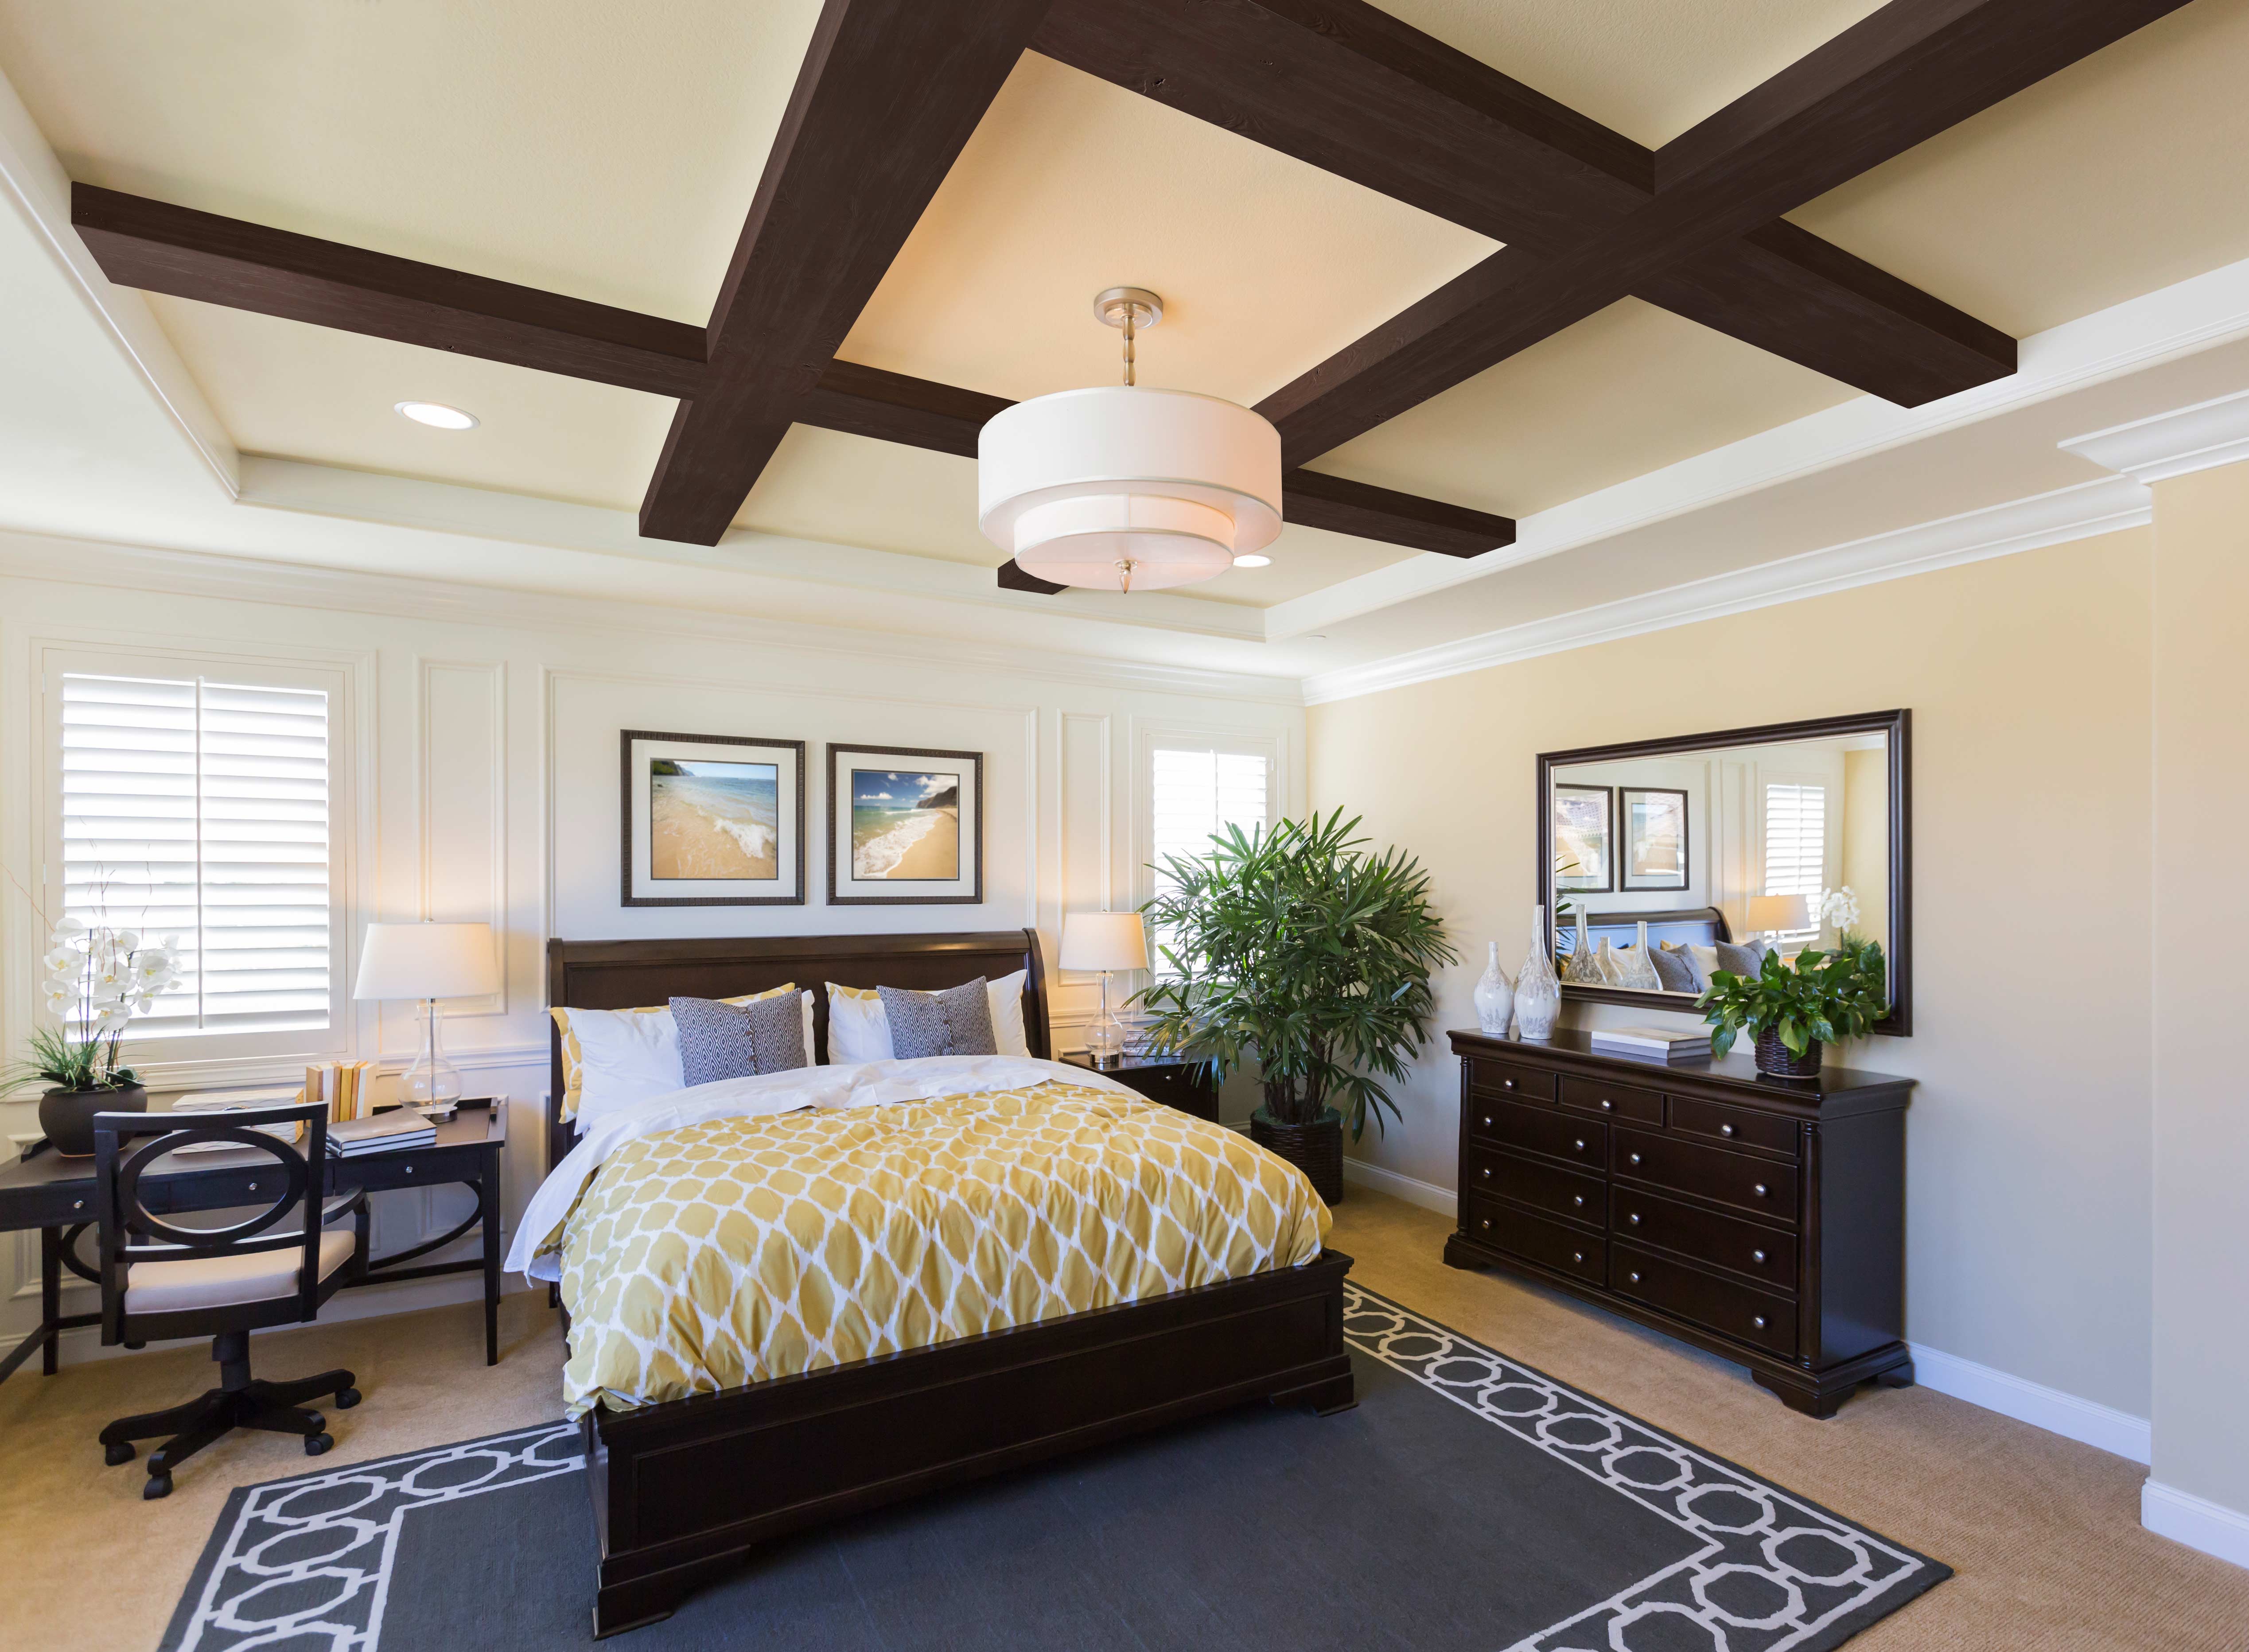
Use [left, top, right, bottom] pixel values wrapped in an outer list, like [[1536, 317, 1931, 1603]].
[[70, 184, 708, 399], [1257, 0, 2191, 466], [1032, 0, 2014, 408], [636, 0, 1057, 546]]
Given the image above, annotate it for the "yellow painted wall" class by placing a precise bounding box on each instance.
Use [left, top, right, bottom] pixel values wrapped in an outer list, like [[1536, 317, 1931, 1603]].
[[1307, 528, 2155, 1414]]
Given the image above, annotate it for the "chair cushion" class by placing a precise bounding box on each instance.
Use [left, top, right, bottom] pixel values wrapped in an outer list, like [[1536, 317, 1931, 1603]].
[[125, 1228, 356, 1314]]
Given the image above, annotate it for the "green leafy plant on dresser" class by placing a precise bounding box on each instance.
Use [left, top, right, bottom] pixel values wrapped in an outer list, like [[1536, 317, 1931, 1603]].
[[1137, 809, 1455, 1202], [1699, 933, 1888, 1077]]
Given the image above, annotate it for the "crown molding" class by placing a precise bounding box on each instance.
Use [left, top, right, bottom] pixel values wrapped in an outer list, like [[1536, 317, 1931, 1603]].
[[2059, 388, 2249, 484], [0, 524, 1305, 707], [1301, 477, 2150, 705]]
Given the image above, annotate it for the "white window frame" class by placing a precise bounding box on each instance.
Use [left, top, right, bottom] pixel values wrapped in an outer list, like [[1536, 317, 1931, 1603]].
[[1757, 770, 1838, 954], [34, 639, 367, 1084], [1134, 723, 1281, 977]]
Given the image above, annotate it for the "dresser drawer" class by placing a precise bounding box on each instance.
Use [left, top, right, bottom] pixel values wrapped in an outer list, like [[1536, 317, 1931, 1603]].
[[1669, 1094, 1799, 1159], [1467, 1197, 1605, 1286], [1467, 1145, 1605, 1227], [1467, 1096, 1604, 1169], [1611, 1187, 1798, 1291], [1613, 1127, 1798, 1222], [1468, 1057, 1556, 1102], [1613, 1242, 1796, 1356], [1559, 1075, 1663, 1125]]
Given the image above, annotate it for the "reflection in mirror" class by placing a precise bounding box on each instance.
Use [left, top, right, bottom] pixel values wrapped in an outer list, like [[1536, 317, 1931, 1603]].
[[1538, 711, 1907, 1034]]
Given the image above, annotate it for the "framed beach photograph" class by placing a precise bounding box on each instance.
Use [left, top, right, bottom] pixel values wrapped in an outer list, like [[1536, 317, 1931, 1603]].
[[621, 730, 805, 907], [1621, 786, 1690, 891], [1553, 784, 1614, 894], [826, 744, 984, 906]]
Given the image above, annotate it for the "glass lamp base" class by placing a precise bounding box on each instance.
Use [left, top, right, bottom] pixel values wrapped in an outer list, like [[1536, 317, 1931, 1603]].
[[403, 999, 465, 1104], [1085, 970, 1126, 1065]]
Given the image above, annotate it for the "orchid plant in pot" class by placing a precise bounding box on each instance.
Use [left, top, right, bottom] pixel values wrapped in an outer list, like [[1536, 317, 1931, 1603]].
[[1697, 889, 1887, 1078], [7, 918, 180, 1156]]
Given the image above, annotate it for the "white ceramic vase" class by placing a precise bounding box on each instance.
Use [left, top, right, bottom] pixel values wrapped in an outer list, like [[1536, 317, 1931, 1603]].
[[1472, 941, 1515, 1035], [1515, 905, 1561, 1040]]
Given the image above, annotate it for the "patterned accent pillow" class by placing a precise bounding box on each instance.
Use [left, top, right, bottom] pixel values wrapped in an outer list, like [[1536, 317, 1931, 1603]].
[[878, 978, 998, 1058], [670, 993, 809, 1087], [1711, 938, 1771, 980], [1651, 944, 1702, 994]]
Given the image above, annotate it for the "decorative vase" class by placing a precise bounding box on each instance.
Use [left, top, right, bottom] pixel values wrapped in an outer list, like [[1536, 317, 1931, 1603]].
[[1753, 1029, 1823, 1079], [1251, 1104, 1345, 1205], [1563, 909, 1605, 984], [1472, 942, 1514, 1036], [1515, 906, 1561, 1039], [39, 1083, 148, 1158], [1606, 921, 1661, 990]]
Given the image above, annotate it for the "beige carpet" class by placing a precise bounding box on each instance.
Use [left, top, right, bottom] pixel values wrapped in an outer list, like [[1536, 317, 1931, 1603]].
[[3, 1189, 2243, 1651]]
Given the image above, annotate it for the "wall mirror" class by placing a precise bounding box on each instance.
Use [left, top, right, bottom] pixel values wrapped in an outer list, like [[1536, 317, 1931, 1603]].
[[1536, 710, 1910, 1035]]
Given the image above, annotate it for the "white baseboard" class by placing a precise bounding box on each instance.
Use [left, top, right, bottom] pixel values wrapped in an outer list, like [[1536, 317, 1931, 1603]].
[[1907, 1341, 2152, 1464], [2143, 1481, 2249, 1571], [1340, 1155, 1456, 1216]]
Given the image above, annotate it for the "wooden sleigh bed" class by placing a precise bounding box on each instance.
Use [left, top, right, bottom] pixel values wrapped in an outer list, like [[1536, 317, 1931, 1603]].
[[545, 929, 1356, 1639]]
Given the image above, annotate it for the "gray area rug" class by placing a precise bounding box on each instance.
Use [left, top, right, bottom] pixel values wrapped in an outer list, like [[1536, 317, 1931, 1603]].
[[161, 1284, 1947, 1650]]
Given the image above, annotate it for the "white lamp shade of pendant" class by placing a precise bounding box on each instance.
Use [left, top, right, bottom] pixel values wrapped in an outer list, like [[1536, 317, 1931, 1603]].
[[1059, 911, 1151, 972], [353, 921, 502, 1000], [979, 387, 1281, 592]]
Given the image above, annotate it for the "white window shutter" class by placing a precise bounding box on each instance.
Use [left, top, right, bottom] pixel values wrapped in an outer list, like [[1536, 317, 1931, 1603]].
[[1761, 781, 1827, 950]]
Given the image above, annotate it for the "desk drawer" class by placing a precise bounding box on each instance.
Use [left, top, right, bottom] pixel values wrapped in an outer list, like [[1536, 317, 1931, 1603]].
[[1613, 1241, 1796, 1357], [1560, 1076, 1663, 1125], [1611, 1187, 1798, 1291], [1467, 1097, 1603, 1170], [1467, 1198, 1605, 1286], [1468, 1057, 1556, 1102], [1613, 1127, 1798, 1222], [1669, 1094, 1799, 1159], [1466, 1145, 1604, 1227]]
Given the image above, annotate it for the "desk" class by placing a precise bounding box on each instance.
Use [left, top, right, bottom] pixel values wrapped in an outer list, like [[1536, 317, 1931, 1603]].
[[0, 1102, 508, 1387]]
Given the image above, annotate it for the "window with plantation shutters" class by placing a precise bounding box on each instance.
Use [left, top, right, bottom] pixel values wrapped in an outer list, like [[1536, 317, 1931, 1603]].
[[60, 672, 332, 1038], [1147, 742, 1271, 973], [1762, 780, 1827, 951]]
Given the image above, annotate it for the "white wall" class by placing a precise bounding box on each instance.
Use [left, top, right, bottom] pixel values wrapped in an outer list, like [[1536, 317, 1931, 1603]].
[[0, 530, 1302, 1357]]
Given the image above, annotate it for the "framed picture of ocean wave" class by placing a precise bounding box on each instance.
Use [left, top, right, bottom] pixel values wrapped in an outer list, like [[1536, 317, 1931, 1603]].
[[621, 730, 806, 907], [825, 743, 984, 906]]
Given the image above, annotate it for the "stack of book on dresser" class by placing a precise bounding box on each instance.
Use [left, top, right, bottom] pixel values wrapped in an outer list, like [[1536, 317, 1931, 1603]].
[[328, 1108, 437, 1158], [1589, 1026, 1713, 1062]]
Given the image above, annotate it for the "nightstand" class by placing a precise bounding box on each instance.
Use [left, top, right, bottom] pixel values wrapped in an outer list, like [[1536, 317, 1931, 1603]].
[[1059, 1052, 1220, 1123]]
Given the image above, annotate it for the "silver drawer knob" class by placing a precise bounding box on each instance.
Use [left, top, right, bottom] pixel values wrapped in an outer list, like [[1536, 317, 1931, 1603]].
[[73, 1199, 86, 1212], [1752, 1249, 1767, 1263], [1573, 1194, 1584, 1207], [247, 1182, 258, 1192], [1503, 1079, 1516, 1091], [1480, 1167, 1491, 1179], [1600, 1098, 1613, 1110], [1720, 1123, 1735, 1136], [1628, 1271, 1642, 1283], [1629, 1152, 1642, 1166], [1574, 1139, 1586, 1151], [1753, 1315, 1768, 1330], [1482, 1116, 1492, 1127], [1572, 1252, 1584, 1263], [404, 1166, 414, 1177], [1753, 1182, 1769, 1197], [1628, 1213, 1641, 1225], [1479, 1219, 1490, 1231]]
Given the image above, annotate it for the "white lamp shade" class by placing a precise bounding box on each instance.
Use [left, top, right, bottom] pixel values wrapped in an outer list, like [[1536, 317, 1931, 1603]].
[[354, 921, 501, 1000], [1746, 894, 1810, 934], [979, 387, 1281, 592], [1059, 911, 1150, 972]]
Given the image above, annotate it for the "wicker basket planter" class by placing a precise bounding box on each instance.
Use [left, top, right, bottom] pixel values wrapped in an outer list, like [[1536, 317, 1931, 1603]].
[[1250, 1106, 1345, 1205], [1753, 1028, 1824, 1079]]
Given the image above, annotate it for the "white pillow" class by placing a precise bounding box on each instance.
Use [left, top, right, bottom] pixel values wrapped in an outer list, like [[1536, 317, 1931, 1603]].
[[571, 990, 815, 1130], [822, 972, 1031, 1062]]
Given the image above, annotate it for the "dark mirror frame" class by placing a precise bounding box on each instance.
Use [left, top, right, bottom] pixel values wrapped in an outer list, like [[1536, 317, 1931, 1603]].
[[1536, 708, 1911, 1037]]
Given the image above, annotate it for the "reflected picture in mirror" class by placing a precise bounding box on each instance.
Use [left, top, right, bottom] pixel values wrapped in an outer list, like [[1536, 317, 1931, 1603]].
[[1536, 710, 1909, 1035]]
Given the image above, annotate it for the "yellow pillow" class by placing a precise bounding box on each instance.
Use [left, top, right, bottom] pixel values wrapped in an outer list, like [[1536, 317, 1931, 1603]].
[[551, 984, 795, 1121]]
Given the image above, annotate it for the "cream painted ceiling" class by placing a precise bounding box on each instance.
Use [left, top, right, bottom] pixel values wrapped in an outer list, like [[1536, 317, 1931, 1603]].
[[4, 0, 2249, 613]]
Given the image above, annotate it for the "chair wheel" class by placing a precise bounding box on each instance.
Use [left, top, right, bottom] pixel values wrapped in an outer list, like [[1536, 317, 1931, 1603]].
[[105, 1441, 136, 1467], [143, 1473, 172, 1500], [334, 1388, 361, 1410], [304, 1433, 332, 1457]]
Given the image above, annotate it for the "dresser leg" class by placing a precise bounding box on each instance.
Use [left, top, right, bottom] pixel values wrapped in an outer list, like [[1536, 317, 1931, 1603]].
[[1875, 1360, 1916, 1389], [1441, 1233, 1487, 1271], [1754, 1370, 1844, 1419]]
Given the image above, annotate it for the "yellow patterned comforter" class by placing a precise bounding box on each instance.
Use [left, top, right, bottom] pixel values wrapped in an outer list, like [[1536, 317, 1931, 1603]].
[[530, 1068, 1329, 1417]]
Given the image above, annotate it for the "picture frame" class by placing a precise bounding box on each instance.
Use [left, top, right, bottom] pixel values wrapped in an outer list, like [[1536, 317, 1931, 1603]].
[[1620, 786, 1691, 892], [826, 744, 984, 906], [620, 730, 806, 907], [1553, 784, 1614, 894]]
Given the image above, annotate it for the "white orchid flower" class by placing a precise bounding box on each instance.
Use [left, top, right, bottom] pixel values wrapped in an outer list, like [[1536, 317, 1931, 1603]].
[[54, 916, 86, 937], [113, 929, 140, 950], [43, 947, 79, 972]]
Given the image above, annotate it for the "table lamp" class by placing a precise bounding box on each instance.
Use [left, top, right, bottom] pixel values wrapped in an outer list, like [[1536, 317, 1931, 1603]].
[[1745, 894, 1810, 948], [1060, 911, 1148, 1066], [353, 921, 501, 1104]]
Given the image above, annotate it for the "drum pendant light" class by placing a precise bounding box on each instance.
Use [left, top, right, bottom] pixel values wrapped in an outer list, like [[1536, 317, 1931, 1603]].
[[979, 288, 1282, 593]]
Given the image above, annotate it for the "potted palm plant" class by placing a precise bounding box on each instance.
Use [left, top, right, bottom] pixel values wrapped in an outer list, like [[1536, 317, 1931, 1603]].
[[7, 918, 179, 1155], [1137, 809, 1455, 1203]]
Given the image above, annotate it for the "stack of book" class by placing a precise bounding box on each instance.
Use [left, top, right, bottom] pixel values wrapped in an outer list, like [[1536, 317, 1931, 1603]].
[[1589, 1026, 1713, 1062], [304, 1060, 379, 1122], [329, 1108, 437, 1158], [170, 1087, 306, 1154]]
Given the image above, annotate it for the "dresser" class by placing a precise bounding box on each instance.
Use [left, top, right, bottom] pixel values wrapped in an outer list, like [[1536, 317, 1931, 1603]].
[[1444, 1029, 1915, 1417]]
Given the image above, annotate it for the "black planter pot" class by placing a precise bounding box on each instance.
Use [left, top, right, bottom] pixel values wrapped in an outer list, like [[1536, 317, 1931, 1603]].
[[39, 1083, 147, 1158], [1753, 1029, 1824, 1079], [1250, 1105, 1345, 1205]]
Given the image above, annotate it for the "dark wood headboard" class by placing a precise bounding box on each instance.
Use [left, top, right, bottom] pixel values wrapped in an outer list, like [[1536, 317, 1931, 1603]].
[[544, 929, 1049, 1177], [1554, 906, 1734, 956]]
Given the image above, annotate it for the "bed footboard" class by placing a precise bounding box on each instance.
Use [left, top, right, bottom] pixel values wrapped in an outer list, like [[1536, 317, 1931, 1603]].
[[585, 1249, 1355, 1638]]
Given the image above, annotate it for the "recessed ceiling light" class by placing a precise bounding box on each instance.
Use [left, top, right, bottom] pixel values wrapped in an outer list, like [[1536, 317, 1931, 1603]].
[[395, 400, 478, 430], [1232, 553, 1272, 568]]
